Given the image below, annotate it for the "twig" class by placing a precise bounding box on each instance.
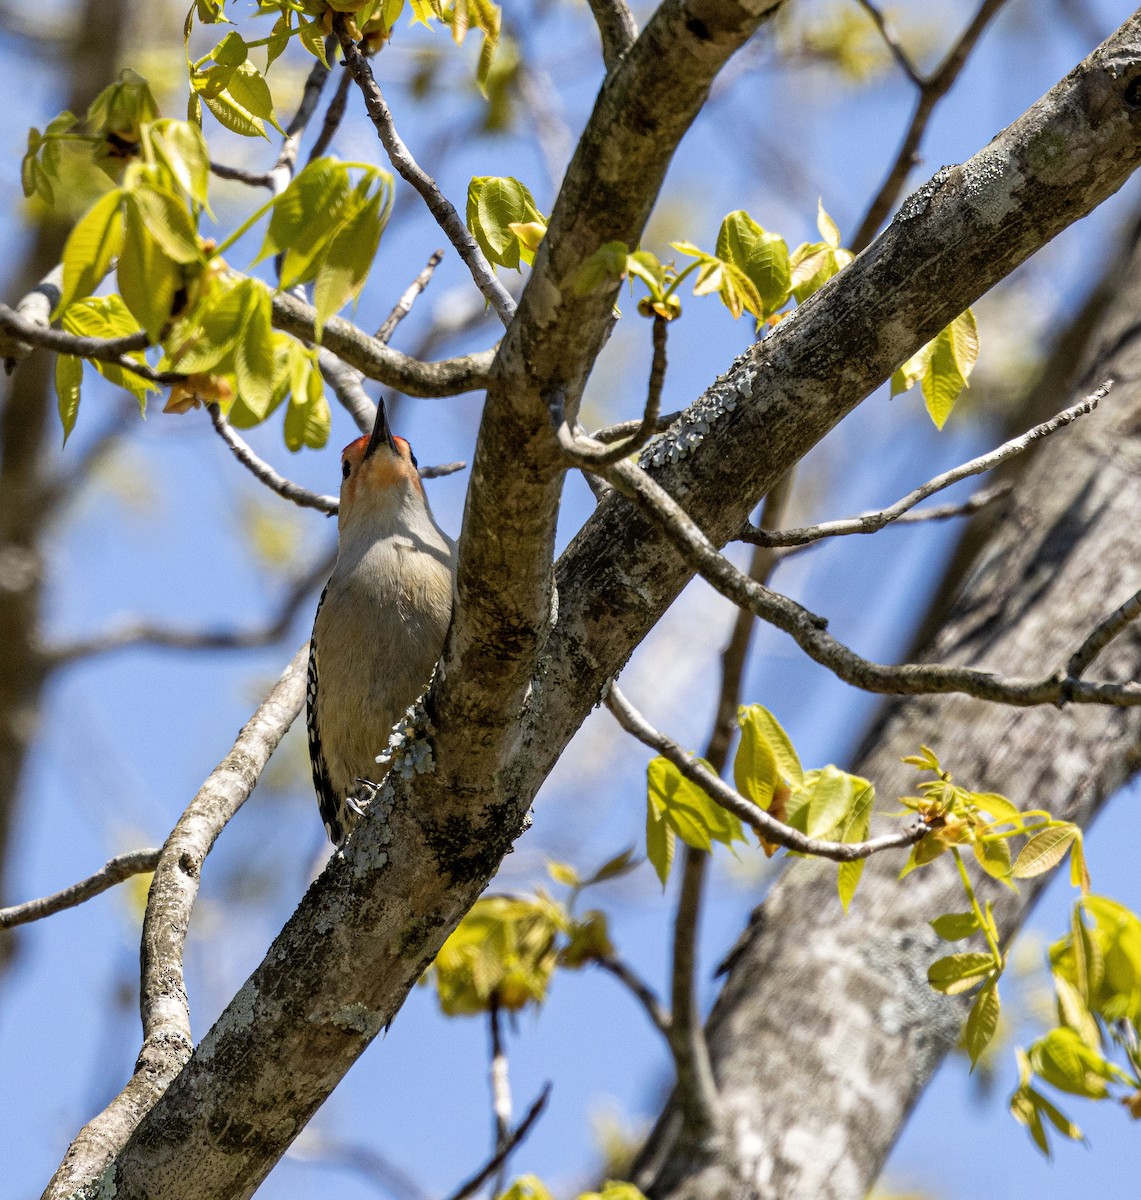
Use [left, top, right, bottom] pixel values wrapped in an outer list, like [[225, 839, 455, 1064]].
[[45, 555, 332, 667], [594, 955, 671, 1037], [0, 263, 62, 367], [333, 16, 516, 328], [854, 0, 923, 86], [318, 346, 378, 434], [593, 408, 682, 445], [419, 461, 466, 480], [599, 456, 1141, 709], [43, 649, 308, 1199], [209, 161, 273, 189], [442, 1086, 551, 1200], [288, 1130, 431, 1200], [271, 49, 333, 189], [740, 388, 1105, 548], [0, 304, 183, 386], [548, 316, 669, 466], [488, 998, 512, 1195], [605, 684, 928, 861], [1067, 587, 1141, 681], [0, 849, 161, 929], [376, 251, 444, 345], [308, 62, 354, 164], [852, 0, 1010, 251], [207, 404, 338, 514], [585, 0, 638, 72]]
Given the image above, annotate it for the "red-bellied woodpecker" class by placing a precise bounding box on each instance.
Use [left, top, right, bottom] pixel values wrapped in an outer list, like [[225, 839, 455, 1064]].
[[307, 399, 455, 845]]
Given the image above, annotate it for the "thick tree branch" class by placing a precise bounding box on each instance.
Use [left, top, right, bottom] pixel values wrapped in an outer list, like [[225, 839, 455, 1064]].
[[44, 647, 308, 1200], [334, 19, 516, 327], [77, 16, 1141, 1200], [740, 386, 1106, 547], [0, 848, 160, 929]]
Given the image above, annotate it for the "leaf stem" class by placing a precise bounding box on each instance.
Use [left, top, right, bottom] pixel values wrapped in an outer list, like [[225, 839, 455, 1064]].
[[953, 848, 1002, 965]]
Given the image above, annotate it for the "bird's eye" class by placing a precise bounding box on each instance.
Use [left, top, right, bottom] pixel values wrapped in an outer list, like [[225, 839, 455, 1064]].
[[342, 460, 352, 479]]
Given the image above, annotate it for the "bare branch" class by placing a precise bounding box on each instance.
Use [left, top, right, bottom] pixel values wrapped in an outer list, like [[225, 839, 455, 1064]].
[[208, 160, 272, 189], [0, 849, 160, 929], [0, 305, 183, 386], [270, 50, 332, 188], [443, 1086, 551, 1200], [852, 0, 1011, 251], [334, 18, 516, 327], [43, 648, 308, 1200], [854, 0, 923, 86], [269, 290, 494, 397], [605, 684, 928, 861], [593, 409, 682, 444], [419, 460, 466, 480], [585, 0, 638, 71], [288, 1131, 430, 1200], [1067, 586, 1141, 681], [376, 251, 444, 345], [207, 403, 337, 514], [599, 456, 1141, 709], [308, 63, 354, 164], [45, 556, 331, 667], [594, 954, 672, 1037], [740, 387, 1106, 548], [487, 999, 512, 1195]]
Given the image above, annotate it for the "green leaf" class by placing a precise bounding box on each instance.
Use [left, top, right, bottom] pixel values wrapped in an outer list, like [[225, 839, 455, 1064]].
[[313, 180, 389, 331], [498, 1177, 555, 1200], [923, 308, 979, 429], [647, 756, 744, 854], [58, 188, 124, 314], [282, 355, 331, 451], [584, 848, 639, 886], [62, 294, 155, 409], [259, 157, 350, 285], [570, 240, 630, 296], [546, 860, 580, 887], [802, 764, 857, 839], [129, 179, 202, 264], [211, 30, 248, 68], [226, 61, 284, 134], [715, 210, 791, 316], [201, 84, 268, 140], [973, 834, 1013, 883], [297, 19, 331, 66], [736, 705, 804, 787], [466, 175, 544, 271], [646, 800, 675, 888], [964, 979, 1000, 1067], [927, 952, 995, 995], [55, 354, 83, 444], [835, 780, 874, 912], [816, 198, 841, 248], [968, 790, 1023, 825], [167, 280, 246, 373], [117, 196, 180, 341], [1013, 824, 1079, 878], [233, 282, 276, 420], [930, 911, 981, 941], [1029, 1027, 1115, 1098], [147, 119, 212, 211]]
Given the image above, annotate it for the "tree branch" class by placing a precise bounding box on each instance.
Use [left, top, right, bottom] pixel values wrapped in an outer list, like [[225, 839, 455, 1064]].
[[487, 999, 512, 1194], [585, 0, 637, 72], [44, 554, 332, 667], [334, 18, 516, 327], [43, 647, 308, 1200], [740, 387, 1106, 548], [0, 848, 160, 929], [853, 0, 923, 86], [599, 455, 1141, 708], [308, 62, 354, 164], [852, 0, 1011, 251], [443, 1085, 551, 1200], [376, 250, 444, 345], [594, 954, 672, 1038], [605, 684, 927, 862], [206, 403, 338, 514], [1067, 586, 1141, 681]]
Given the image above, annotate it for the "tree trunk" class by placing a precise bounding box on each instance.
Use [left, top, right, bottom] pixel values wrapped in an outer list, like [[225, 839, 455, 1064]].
[[635, 226, 1141, 1200]]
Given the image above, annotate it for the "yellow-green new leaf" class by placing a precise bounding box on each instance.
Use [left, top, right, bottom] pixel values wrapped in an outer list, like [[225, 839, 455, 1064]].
[[816, 198, 841, 248], [147, 119, 212, 211], [964, 979, 1000, 1067], [58, 188, 124, 314], [835, 779, 874, 912], [55, 355, 83, 444], [973, 834, 1014, 885], [646, 801, 675, 888], [927, 952, 995, 995], [715, 210, 791, 317], [467, 175, 544, 271], [313, 183, 388, 331], [130, 181, 202, 265], [736, 705, 803, 786], [647, 756, 745, 853], [234, 283, 277, 420], [1013, 824, 1079, 879], [117, 197, 180, 341], [923, 308, 979, 428], [931, 910, 981, 941], [803, 765, 858, 839]]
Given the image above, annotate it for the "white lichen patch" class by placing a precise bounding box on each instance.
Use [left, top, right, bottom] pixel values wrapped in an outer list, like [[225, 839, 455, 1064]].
[[375, 692, 437, 780], [963, 145, 1022, 225], [643, 350, 757, 467], [329, 1002, 382, 1037]]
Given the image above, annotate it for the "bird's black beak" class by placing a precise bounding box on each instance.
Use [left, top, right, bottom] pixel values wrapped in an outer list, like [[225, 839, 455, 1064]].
[[364, 398, 400, 460]]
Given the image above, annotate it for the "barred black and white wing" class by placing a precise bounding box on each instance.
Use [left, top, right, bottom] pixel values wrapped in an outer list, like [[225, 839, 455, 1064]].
[[307, 584, 344, 845]]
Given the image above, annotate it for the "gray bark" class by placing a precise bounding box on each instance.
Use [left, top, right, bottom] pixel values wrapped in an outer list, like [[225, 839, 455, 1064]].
[[634, 219, 1141, 1200], [59, 13, 1141, 1200]]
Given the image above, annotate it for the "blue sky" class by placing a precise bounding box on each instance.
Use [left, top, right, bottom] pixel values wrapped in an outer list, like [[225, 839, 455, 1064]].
[[2, 1, 1140, 1198]]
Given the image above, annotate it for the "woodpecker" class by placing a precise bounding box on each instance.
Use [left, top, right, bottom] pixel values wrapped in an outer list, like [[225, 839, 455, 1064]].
[[307, 399, 455, 845]]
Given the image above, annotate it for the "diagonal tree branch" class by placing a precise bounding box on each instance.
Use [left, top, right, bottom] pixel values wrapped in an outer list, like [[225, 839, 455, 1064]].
[[70, 17, 1141, 1200], [585, 0, 638, 72], [0, 848, 160, 929]]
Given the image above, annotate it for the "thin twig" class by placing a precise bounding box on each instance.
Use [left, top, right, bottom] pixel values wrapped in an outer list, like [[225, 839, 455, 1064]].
[[488, 998, 512, 1195], [599, 455, 1141, 709], [548, 317, 669, 466], [45, 554, 333, 667], [0, 849, 161, 929], [270, 50, 333, 190], [740, 388, 1105, 548], [207, 403, 338, 514], [585, 0, 638, 72], [334, 16, 516, 328], [593, 408, 682, 444], [605, 684, 929, 861], [1067, 587, 1141, 680], [419, 461, 466, 480], [594, 955, 671, 1037], [376, 251, 444, 345], [854, 0, 923, 86], [442, 1086, 551, 1200], [308, 62, 354, 164], [209, 161, 273, 189], [288, 1130, 431, 1200], [852, 0, 1010, 251]]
